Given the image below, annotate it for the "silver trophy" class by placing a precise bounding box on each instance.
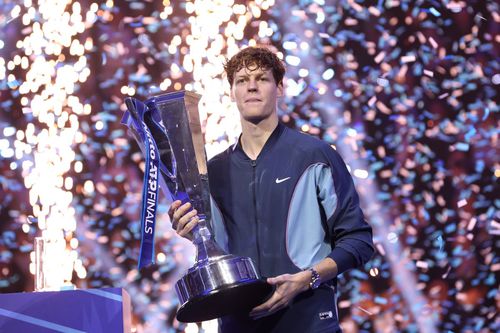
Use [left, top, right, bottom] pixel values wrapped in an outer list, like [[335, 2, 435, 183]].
[[124, 91, 272, 323]]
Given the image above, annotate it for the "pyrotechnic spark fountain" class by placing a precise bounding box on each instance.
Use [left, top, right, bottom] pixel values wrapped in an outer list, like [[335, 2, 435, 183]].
[[2, 0, 98, 290], [179, 0, 276, 159]]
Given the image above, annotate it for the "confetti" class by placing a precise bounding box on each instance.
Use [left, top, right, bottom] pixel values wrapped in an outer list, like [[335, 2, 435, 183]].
[[423, 69, 434, 77], [428, 7, 441, 17], [0, 0, 497, 332], [401, 54, 417, 63]]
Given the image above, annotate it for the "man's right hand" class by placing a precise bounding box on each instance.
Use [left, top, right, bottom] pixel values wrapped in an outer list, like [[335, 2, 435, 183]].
[[168, 200, 199, 240]]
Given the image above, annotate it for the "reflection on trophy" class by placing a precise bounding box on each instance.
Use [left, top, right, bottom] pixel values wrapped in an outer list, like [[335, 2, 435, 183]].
[[123, 91, 272, 323]]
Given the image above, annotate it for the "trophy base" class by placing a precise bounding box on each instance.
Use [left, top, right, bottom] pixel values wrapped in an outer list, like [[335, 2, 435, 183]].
[[175, 255, 273, 322], [176, 278, 272, 322]]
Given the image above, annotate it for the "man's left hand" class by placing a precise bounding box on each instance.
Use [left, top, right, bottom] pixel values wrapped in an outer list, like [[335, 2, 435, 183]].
[[249, 271, 311, 320]]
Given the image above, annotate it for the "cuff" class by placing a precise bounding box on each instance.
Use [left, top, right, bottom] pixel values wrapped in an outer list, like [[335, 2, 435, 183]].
[[328, 246, 357, 275]]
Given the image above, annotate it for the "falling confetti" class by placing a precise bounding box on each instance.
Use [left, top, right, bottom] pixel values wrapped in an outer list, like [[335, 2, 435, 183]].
[[0, 0, 498, 332]]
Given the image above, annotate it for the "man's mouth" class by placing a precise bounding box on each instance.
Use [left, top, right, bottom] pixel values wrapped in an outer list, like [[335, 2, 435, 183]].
[[245, 98, 262, 103]]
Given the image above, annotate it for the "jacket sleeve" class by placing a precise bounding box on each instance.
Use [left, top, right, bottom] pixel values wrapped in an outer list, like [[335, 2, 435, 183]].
[[318, 146, 375, 275]]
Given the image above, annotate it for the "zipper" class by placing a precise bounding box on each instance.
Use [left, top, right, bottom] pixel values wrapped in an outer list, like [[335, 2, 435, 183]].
[[250, 159, 261, 271]]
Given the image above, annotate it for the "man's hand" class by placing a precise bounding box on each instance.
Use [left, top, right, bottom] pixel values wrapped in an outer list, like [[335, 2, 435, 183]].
[[168, 200, 199, 240], [249, 270, 311, 320]]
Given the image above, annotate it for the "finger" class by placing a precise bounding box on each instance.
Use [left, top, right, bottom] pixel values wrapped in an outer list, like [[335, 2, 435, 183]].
[[172, 202, 192, 223], [172, 204, 189, 230], [175, 202, 192, 218], [178, 216, 199, 237], [170, 201, 185, 222], [250, 301, 272, 314], [249, 310, 272, 319], [250, 304, 271, 315], [251, 310, 277, 320], [176, 209, 197, 232], [175, 210, 197, 233], [168, 200, 182, 219], [267, 274, 288, 285], [268, 299, 289, 314], [251, 303, 285, 320], [253, 297, 290, 319], [250, 293, 279, 314]]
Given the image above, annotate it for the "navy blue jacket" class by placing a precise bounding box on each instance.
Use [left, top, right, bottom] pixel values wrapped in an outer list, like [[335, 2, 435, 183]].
[[208, 122, 374, 332]]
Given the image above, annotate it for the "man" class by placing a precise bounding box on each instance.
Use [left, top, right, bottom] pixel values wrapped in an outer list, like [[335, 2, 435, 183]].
[[169, 47, 374, 332]]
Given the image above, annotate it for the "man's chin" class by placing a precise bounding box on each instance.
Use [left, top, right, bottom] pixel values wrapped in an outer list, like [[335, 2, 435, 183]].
[[240, 110, 276, 124], [243, 115, 267, 125]]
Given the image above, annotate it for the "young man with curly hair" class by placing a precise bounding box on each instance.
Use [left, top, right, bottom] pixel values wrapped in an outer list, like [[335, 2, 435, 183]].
[[170, 47, 374, 332]]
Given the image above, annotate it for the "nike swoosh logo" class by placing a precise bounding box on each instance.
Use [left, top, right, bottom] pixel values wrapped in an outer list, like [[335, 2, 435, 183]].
[[275, 177, 291, 184]]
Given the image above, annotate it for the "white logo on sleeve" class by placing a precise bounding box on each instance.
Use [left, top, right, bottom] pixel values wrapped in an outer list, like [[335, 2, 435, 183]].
[[319, 311, 333, 320], [275, 177, 291, 184]]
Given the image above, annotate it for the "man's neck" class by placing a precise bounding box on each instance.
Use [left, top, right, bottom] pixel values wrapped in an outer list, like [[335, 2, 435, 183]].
[[240, 116, 278, 160]]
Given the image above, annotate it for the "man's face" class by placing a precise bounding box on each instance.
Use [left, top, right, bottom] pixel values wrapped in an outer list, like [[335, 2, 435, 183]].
[[230, 65, 283, 124]]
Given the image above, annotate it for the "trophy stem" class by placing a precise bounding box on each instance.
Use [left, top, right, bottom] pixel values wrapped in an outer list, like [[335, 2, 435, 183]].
[[191, 219, 211, 243], [191, 221, 227, 266]]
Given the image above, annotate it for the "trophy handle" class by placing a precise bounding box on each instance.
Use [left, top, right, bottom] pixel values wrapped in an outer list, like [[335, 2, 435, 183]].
[[124, 97, 178, 199]]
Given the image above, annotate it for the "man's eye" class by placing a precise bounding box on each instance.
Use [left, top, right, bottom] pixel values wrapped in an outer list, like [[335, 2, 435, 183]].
[[259, 77, 268, 81], [236, 79, 245, 84]]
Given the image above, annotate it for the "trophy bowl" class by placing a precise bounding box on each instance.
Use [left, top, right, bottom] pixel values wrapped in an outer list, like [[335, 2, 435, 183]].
[[176, 255, 273, 322]]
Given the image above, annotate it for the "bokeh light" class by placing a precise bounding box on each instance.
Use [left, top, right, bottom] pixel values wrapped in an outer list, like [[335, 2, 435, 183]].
[[1, 1, 498, 333]]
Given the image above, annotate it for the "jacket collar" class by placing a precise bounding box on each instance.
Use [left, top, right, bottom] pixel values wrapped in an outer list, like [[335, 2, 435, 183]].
[[233, 122, 286, 161]]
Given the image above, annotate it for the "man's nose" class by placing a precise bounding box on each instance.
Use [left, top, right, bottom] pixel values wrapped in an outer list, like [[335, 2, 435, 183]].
[[247, 79, 258, 91]]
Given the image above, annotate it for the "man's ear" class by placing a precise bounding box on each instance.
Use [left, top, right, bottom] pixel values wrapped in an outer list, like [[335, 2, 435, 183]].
[[277, 82, 284, 97], [230, 86, 235, 102]]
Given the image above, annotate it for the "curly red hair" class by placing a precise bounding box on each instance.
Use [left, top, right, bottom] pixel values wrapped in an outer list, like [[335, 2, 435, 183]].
[[224, 47, 286, 87]]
